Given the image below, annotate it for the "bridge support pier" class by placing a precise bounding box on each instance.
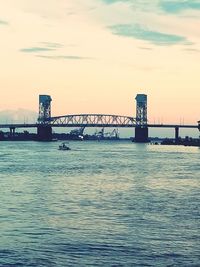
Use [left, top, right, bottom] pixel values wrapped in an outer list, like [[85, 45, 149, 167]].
[[37, 125, 52, 141], [175, 126, 179, 143], [9, 127, 16, 138], [135, 127, 149, 143]]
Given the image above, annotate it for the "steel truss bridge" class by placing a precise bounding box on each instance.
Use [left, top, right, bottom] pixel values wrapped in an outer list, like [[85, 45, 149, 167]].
[[48, 114, 199, 129], [0, 113, 199, 143], [48, 114, 137, 127], [0, 94, 199, 142], [0, 113, 198, 129]]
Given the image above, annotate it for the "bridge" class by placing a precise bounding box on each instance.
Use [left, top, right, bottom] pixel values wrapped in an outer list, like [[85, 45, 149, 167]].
[[0, 94, 199, 142]]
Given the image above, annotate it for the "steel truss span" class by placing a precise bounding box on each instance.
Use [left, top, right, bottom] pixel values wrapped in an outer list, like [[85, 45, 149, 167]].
[[49, 114, 137, 127]]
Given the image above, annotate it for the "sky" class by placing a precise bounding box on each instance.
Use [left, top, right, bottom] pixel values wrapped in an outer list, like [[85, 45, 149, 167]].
[[0, 0, 200, 124]]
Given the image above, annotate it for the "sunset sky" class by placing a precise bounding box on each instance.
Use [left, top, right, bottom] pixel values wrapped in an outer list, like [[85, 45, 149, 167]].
[[0, 0, 200, 124]]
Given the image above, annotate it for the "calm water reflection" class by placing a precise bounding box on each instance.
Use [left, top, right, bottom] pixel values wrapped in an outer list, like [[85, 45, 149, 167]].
[[0, 141, 199, 266]]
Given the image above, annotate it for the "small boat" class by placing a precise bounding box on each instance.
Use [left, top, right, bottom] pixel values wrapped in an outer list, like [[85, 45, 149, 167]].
[[58, 142, 71, 150]]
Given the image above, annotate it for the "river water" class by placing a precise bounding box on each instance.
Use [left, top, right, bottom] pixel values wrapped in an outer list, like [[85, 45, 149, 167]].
[[0, 141, 199, 266]]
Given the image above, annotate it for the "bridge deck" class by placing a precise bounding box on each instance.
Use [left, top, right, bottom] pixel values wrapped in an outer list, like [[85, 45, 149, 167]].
[[0, 123, 198, 129]]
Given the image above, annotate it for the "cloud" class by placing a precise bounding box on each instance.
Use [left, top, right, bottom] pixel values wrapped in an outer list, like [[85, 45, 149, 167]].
[[100, 0, 130, 4], [20, 43, 83, 59], [160, 0, 200, 13], [36, 55, 91, 60], [108, 24, 189, 45], [40, 42, 64, 48], [138, 47, 153, 50], [20, 42, 64, 54], [29, 41, 92, 59], [100, 0, 200, 15], [20, 47, 56, 53], [0, 19, 9, 25], [184, 48, 200, 52]]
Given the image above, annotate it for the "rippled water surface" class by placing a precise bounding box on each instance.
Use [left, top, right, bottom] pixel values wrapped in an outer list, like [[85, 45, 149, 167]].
[[0, 141, 200, 266]]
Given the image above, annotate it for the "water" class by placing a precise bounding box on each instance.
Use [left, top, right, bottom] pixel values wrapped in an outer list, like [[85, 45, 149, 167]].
[[0, 141, 199, 266]]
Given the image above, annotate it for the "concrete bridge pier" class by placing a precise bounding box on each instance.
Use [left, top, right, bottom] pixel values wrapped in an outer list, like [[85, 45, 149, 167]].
[[37, 125, 52, 141], [135, 126, 149, 143], [9, 127, 16, 138], [175, 126, 179, 143]]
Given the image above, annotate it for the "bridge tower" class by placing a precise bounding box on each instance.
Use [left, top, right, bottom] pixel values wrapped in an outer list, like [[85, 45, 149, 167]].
[[37, 95, 52, 141], [135, 94, 149, 142]]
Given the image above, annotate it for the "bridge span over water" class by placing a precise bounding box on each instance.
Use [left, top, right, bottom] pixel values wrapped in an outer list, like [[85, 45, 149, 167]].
[[0, 117, 198, 129], [0, 94, 199, 142]]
